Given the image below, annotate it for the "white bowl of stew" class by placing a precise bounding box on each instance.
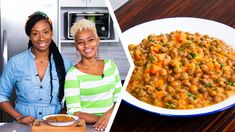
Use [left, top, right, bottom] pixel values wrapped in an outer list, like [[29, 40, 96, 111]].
[[123, 17, 235, 116], [42, 114, 79, 126]]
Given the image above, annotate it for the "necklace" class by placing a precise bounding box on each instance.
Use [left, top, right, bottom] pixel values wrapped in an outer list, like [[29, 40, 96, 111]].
[[36, 57, 48, 64]]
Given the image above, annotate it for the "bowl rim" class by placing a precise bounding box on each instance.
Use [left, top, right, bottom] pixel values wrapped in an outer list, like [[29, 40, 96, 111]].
[[123, 90, 235, 117], [42, 114, 79, 123]]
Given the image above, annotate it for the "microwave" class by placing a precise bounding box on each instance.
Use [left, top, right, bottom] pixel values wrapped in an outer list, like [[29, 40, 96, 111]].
[[65, 12, 110, 40]]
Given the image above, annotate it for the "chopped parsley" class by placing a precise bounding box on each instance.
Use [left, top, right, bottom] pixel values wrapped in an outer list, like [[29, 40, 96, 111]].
[[185, 42, 191, 47], [165, 102, 176, 109], [145, 61, 152, 70], [152, 56, 158, 63], [179, 47, 185, 51], [190, 53, 197, 59], [204, 83, 212, 87], [187, 93, 197, 100], [227, 81, 234, 86]]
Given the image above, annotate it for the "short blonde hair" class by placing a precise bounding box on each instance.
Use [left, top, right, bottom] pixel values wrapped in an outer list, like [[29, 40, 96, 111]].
[[70, 19, 98, 38]]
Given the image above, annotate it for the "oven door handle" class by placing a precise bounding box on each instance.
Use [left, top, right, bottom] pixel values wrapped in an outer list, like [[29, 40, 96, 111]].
[[75, 13, 104, 16], [3, 29, 8, 65]]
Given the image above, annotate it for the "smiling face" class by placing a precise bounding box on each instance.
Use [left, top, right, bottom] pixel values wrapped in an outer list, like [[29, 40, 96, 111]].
[[75, 29, 100, 59], [29, 19, 53, 52]]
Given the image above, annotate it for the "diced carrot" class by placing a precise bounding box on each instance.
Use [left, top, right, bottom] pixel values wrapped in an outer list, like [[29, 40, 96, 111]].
[[182, 66, 188, 72], [157, 54, 166, 61], [175, 34, 182, 42], [155, 91, 165, 100], [155, 54, 165, 67], [156, 60, 163, 67], [150, 46, 154, 51], [145, 69, 149, 73], [151, 44, 162, 53], [155, 43, 162, 49], [132, 80, 139, 86], [129, 86, 135, 91], [150, 46, 159, 53], [207, 62, 214, 70], [155, 78, 164, 87], [145, 68, 150, 73], [134, 51, 141, 61], [150, 64, 161, 74], [179, 93, 188, 100], [231, 52, 235, 56], [214, 63, 220, 71]]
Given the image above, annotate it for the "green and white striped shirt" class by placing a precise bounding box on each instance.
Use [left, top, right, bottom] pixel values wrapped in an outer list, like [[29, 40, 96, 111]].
[[64, 59, 122, 116]]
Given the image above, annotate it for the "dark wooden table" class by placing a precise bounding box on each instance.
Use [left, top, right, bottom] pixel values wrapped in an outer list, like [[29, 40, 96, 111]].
[[110, 0, 235, 131]]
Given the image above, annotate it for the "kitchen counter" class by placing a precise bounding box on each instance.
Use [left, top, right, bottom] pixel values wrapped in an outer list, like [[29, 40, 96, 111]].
[[0, 122, 102, 132], [111, 0, 235, 131]]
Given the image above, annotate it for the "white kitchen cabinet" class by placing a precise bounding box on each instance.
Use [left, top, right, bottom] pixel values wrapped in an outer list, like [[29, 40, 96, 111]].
[[60, 0, 106, 7], [60, 0, 86, 7], [86, 0, 106, 7]]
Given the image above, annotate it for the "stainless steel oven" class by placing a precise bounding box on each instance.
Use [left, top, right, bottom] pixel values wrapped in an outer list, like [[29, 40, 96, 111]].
[[65, 11, 110, 40]]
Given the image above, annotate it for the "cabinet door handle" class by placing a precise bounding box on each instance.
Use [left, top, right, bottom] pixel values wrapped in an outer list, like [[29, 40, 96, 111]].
[[3, 29, 8, 65]]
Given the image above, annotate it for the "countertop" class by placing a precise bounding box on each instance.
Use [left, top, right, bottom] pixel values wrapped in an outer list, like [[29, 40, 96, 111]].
[[110, 0, 235, 131], [0, 122, 101, 132]]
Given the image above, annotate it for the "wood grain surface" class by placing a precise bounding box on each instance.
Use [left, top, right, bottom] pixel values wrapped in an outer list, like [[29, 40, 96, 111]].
[[116, 0, 235, 31], [32, 119, 86, 132], [110, 0, 235, 131]]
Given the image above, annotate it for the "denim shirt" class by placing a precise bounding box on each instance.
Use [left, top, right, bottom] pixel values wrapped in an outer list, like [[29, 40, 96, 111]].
[[0, 49, 72, 119]]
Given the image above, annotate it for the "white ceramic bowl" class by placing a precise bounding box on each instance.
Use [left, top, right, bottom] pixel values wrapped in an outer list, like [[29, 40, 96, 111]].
[[42, 114, 79, 126], [122, 17, 235, 117]]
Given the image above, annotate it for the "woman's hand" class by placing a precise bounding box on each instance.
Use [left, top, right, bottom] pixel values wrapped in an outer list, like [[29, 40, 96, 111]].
[[0, 102, 35, 125], [93, 110, 112, 131], [74, 112, 100, 123], [16, 116, 35, 125]]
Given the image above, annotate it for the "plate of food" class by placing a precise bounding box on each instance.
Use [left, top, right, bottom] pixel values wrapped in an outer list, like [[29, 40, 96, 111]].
[[42, 114, 79, 126], [123, 17, 235, 116]]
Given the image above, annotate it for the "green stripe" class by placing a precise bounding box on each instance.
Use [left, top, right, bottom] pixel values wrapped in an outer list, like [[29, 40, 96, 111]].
[[64, 80, 80, 89], [67, 66, 77, 73], [104, 61, 116, 77], [115, 74, 121, 82], [80, 83, 115, 95], [94, 113, 103, 116], [66, 95, 80, 105], [81, 98, 113, 108], [114, 87, 121, 94], [79, 75, 102, 82]]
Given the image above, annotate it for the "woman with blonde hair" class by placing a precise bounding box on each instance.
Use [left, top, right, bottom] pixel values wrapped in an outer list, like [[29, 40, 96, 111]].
[[64, 19, 122, 131]]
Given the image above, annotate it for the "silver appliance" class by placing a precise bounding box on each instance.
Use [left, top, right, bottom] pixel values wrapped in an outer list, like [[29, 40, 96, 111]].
[[64, 11, 110, 40], [0, 0, 58, 122]]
